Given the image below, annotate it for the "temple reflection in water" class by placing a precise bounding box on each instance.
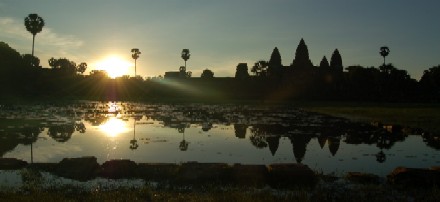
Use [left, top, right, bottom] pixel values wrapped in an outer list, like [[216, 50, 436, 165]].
[[0, 102, 439, 175]]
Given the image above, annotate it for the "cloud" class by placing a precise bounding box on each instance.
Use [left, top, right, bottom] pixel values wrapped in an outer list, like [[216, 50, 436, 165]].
[[3, 143, 83, 163], [0, 18, 29, 39], [0, 17, 84, 66]]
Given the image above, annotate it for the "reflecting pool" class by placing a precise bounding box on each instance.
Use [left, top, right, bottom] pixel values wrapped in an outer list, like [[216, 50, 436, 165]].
[[1, 102, 439, 176]]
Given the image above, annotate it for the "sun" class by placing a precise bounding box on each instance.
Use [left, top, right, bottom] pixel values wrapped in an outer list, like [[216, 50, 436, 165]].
[[95, 55, 133, 78]]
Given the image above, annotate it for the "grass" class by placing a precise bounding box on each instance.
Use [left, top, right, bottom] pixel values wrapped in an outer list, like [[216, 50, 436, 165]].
[[2, 168, 440, 201], [301, 102, 440, 134], [1, 182, 439, 201], [0, 186, 307, 202]]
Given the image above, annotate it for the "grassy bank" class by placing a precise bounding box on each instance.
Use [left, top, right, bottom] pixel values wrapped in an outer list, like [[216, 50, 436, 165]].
[[301, 102, 440, 134], [1, 180, 439, 202]]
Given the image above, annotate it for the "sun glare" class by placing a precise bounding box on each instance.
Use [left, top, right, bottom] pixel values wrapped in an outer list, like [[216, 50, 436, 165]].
[[95, 56, 133, 78], [100, 117, 129, 137]]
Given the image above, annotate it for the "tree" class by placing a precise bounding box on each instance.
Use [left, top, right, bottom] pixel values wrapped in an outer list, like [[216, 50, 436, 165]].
[[249, 132, 268, 149], [24, 14, 45, 66], [330, 49, 343, 72], [90, 70, 109, 77], [0, 42, 23, 85], [48, 125, 74, 142], [0, 42, 22, 70], [58, 58, 76, 74], [235, 63, 249, 79], [22, 54, 40, 68], [201, 69, 214, 78], [420, 65, 440, 97], [131, 48, 141, 77], [48, 57, 57, 69], [379, 63, 395, 74], [379, 46, 390, 66], [378, 63, 414, 100], [77, 62, 87, 75], [181, 49, 190, 69], [177, 66, 186, 78], [48, 58, 76, 75], [251, 60, 268, 77], [179, 66, 186, 73], [291, 38, 313, 69], [345, 65, 380, 92]]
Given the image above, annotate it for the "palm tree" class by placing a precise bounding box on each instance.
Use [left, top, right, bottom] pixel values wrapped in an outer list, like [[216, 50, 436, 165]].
[[181, 49, 190, 69], [379, 46, 390, 66], [24, 14, 45, 66], [131, 48, 141, 77]]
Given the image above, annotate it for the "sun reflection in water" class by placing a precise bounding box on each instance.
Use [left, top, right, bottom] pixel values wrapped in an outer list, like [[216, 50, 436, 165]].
[[108, 102, 119, 113], [99, 117, 129, 137]]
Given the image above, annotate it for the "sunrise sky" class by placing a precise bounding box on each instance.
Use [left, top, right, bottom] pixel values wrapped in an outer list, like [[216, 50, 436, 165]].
[[1, 0, 439, 79]]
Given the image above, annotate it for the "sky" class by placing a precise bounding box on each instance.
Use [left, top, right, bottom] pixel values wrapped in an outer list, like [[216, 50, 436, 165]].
[[1, 0, 439, 79]]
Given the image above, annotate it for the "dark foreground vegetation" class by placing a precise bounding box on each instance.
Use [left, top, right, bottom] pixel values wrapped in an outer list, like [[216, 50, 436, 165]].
[[1, 182, 439, 202], [1, 157, 440, 201], [2, 40, 440, 103]]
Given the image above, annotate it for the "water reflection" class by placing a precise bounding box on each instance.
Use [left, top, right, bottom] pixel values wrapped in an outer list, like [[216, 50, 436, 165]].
[[179, 126, 189, 151], [99, 117, 128, 137], [234, 124, 247, 139], [129, 120, 138, 150], [48, 125, 75, 142], [0, 102, 439, 175]]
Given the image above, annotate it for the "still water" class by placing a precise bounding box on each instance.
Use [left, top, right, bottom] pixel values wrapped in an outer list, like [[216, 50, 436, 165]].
[[1, 102, 439, 176]]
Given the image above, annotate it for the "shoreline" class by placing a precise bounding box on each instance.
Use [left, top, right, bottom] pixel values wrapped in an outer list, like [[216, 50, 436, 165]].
[[1, 157, 439, 187], [1, 157, 439, 201]]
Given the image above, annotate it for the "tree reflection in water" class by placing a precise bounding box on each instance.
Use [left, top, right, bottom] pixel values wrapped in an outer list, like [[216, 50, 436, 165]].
[[48, 125, 75, 142], [178, 125, 189, 151], [0, 103, 439, 166], [130, 120, 138, 150]]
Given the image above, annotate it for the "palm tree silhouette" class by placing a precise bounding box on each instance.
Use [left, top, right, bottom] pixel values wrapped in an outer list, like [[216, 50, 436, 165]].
[[379, 46, 390, 66], [131, 48, 141, 77], [24, 14, 45, 67], [181, 49, 190, 69]]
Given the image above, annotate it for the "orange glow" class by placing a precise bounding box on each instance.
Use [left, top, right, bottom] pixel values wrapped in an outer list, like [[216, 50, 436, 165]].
[[99, 117, 129, 137], [94, 55, 133, 78]]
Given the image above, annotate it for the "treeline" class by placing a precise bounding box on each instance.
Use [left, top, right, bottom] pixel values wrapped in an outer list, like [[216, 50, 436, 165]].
[[1, 40, 439, 102]]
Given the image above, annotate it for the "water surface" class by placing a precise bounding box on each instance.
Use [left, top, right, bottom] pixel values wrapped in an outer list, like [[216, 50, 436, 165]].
[[1, 102, 438, 176]]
